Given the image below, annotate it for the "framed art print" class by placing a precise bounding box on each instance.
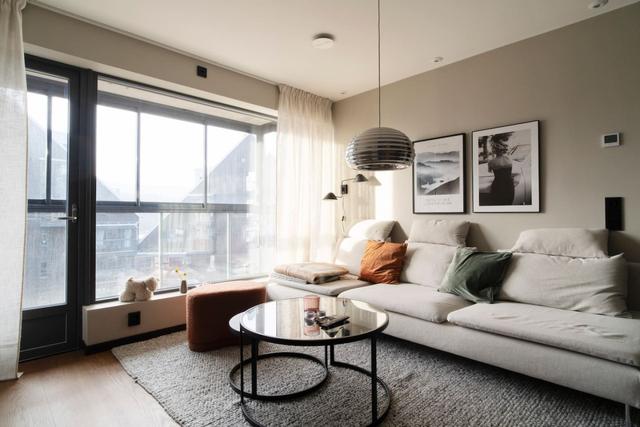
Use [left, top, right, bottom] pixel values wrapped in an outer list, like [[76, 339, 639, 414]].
[[472, 121, 540, 213], [413, 133, 465, 213]]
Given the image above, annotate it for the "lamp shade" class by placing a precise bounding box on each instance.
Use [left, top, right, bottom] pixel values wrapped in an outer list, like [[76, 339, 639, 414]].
[[323, 192, 338, 200], [354, 173, 368, 182], [346, 127, 414, 171]]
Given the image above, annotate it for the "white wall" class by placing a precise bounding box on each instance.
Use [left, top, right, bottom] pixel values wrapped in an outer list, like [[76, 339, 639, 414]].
[[22, 4, 278, 116]]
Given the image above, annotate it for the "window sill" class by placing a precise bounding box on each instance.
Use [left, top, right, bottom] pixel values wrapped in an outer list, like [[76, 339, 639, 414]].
[[86, 276, 269, 309]]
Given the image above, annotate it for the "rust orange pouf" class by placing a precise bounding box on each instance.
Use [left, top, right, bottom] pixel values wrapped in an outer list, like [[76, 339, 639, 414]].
[[186, 281, 266, 352]]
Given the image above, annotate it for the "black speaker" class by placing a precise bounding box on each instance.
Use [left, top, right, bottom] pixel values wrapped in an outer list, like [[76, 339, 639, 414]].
[[605, 197, 623, 231]]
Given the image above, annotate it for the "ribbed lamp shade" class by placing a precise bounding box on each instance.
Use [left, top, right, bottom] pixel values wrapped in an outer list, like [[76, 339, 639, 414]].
[[346, 127, 415, 171]]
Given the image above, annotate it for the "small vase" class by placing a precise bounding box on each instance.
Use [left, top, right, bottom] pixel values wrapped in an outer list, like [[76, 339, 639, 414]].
[[180, 279, 188, 294]]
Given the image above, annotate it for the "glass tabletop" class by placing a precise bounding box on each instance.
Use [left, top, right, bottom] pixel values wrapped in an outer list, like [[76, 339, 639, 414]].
[[240, 297, 388, 344]]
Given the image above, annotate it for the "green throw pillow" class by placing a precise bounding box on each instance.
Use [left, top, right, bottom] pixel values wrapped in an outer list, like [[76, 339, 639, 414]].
[[438, 248, 513, 303]]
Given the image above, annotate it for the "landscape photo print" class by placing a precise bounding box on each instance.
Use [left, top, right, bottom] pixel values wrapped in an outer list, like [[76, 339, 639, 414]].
[[413, 133, 465, 213], [472, 121, 539, 212]]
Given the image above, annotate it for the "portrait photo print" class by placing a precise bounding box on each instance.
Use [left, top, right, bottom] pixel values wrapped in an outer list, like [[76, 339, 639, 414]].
[[413, 134, 465, 213], [472, 121, 539, 212]]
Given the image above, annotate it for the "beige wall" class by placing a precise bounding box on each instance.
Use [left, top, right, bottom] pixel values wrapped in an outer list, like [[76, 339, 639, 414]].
[[334, 4, 640, 261], [22, 5, 278, 114]]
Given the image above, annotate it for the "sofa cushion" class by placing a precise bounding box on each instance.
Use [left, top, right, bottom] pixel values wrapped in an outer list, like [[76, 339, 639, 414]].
[[408, 219, 469, 247], [269, 277, 371, 296], [359, 241, 407, 284], [447, 302, 640, 367], [511, 228, 608, 258], [339, 283, 472, 323], [334, 237, 368, 276], [438, 248, 513, 303], [347, 219, 395, 241], [400, 242, 457, 288], [498, 253, 627, 316]]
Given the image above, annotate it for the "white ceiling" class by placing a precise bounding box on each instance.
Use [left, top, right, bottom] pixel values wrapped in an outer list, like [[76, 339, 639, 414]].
[[32, 0, 639, 101]]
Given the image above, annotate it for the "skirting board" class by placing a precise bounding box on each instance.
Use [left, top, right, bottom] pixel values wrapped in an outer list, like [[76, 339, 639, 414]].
[[83, 324, 186, 354]]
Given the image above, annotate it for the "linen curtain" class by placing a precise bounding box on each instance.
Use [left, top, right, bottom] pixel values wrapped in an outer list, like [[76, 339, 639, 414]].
[[275, 85, 340, 263], [0, 0, 28, 381]]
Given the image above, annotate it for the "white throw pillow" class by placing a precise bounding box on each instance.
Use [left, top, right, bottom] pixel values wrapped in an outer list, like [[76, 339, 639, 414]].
[[334, 237, 368, 276], [408, 219, 470, 247], [347, 219, 396, 241], [499, 253, 628, 316], [511, 228, 608, 258], [400, 242, 458, 288]]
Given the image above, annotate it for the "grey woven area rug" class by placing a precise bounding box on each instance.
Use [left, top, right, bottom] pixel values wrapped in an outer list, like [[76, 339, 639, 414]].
[[112, 331, 627, 427]]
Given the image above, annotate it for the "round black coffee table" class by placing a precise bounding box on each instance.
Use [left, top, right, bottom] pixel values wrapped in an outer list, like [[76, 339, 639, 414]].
[[228, 297, 390, 426]]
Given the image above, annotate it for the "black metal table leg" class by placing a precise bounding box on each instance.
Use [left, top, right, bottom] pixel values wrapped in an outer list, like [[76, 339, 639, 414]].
[[240, 325, 244, 404], [330, 344, 335, 365], [324, 345, 328, 368], [371, 335, 377, 424], [251, 337, 258, 398]]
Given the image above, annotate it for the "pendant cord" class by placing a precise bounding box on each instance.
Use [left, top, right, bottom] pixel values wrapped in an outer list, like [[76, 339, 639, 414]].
[[377, 0, 381, 128]]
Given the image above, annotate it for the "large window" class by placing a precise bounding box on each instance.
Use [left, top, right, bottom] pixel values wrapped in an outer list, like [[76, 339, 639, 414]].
[[95, 78, 276, 300]]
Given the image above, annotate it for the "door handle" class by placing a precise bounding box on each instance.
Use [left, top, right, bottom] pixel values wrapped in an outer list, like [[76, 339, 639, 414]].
[[58, 203, 78, 223]]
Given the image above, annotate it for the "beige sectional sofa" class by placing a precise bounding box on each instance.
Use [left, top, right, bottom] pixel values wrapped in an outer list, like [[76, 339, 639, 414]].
[[266, 220, 640, 425]]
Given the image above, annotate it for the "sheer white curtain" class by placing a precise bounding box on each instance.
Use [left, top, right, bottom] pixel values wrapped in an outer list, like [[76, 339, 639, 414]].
[[0, 0, 28, 381], [275, 85, 339, 263]]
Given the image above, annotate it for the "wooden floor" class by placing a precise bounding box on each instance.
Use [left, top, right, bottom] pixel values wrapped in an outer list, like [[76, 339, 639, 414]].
[[0, 351, 177, 427]]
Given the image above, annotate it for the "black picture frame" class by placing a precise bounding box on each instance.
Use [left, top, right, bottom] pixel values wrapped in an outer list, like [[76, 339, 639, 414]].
[[412, 133, 466, 214], [471, 120, 540, 213]]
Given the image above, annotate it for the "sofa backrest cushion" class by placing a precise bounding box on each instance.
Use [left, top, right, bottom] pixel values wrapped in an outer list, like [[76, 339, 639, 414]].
[[511, 228, 608, 258], [347, 219, 396, 241], [334, 237, 368, 276], [627, 262, 640, 311], [400, 242, 458, 288], [499, 253, 628, 316], [408, 219, 469, 247]]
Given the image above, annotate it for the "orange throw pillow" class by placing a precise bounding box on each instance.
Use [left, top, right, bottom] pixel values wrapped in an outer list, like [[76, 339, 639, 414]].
[[359, 241, 408, 284]]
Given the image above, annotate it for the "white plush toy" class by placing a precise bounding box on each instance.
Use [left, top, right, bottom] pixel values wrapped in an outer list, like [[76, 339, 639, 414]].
[[119, 276, 159, 302]]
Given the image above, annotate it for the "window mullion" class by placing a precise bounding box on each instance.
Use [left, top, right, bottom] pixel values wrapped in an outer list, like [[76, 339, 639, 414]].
[[46, 93, 53, 203], [204, 123, 208, 208], [136, 109, 141, 206]]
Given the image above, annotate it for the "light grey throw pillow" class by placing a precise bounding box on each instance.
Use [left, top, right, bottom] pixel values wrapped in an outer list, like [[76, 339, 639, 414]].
[[347, 219, 396, 241], [498, 253, 628, 316], [400, 242, 458, 288], [511, 228, 608, 258], [408, 219, 470, 247]]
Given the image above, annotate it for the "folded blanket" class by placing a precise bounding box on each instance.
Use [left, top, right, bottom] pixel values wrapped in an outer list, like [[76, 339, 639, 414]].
[[270, 272, 307, 284], [273, 262, 349, 284]]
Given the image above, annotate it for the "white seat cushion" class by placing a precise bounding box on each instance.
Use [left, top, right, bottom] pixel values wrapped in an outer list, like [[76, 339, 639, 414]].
[[447, 302, 640, 367], [269, 278, 371, 296], [339, 283, 472, 323]]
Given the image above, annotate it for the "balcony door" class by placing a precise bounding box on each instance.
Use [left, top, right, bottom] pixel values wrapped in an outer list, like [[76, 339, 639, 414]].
[[20, 57, 83, 360]]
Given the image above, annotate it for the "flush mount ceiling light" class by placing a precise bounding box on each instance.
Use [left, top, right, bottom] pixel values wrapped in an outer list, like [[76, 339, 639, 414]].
[[433, 56, 444, 63], [346, 0, 414, 171], [588, 0, 608, 9], [312, 34, 335, 49]]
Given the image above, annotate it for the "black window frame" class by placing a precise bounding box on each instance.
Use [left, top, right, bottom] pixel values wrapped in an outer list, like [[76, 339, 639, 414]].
[[25, 72, 70, 214], [92, 74, 277, 302]]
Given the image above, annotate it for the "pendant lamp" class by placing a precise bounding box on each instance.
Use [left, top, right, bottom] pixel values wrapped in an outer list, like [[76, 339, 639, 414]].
[[346, 0, 414, 171]]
